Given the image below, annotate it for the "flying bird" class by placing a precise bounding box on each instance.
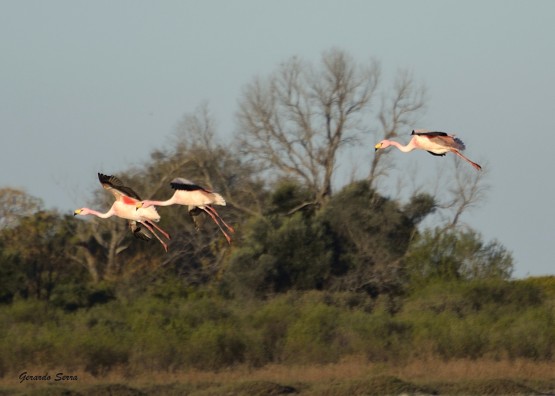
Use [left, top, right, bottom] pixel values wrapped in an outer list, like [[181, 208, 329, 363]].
[[74, 173, 171, 252], [74, 207, 153, 241], [374, 130, 482, 171], [136, 178, 235, 244]]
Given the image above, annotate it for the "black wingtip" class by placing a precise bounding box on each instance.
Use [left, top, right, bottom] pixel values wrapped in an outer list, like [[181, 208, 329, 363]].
[[170, 181, 204, 191], [98, 173, 110, 183]]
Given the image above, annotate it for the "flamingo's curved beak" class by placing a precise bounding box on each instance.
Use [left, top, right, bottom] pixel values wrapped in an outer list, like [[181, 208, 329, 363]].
[[374, 143, 382, 151], [73, 209, 82, 216], [135, 202, 143, 211]]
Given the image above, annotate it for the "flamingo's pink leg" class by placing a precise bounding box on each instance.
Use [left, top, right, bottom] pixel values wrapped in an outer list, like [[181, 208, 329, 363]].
[[205, 205, 235, 233], [146, 220, 171, 240], [201, 208, 232, 244], [141, 221, 169, 252], [452, 150, 482, 171]]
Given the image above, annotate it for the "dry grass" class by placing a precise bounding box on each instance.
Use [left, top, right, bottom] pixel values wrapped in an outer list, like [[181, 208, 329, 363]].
[[388, 358, 555, 383], [3, 356, 553, 391], [141, 357, 553, 385]]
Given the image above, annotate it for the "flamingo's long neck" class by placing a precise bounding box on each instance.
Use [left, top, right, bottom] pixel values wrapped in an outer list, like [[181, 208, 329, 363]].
[[389, 140, 415, 153], [143, 196, 176, 208], [86, 208, 113, 219]]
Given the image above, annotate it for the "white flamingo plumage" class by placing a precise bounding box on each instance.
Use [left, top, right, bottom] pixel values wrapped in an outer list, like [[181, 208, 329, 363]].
[[74, 173, 171, 252], [374, 130, 482, 171], [136, 178, 234, 244]]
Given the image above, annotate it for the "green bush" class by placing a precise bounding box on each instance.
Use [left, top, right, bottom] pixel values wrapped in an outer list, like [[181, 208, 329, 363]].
[[282, 302, 343, 364], [405, 228, 514, 284], [431, 313, 489, 359], [6, 299, 58, 325], [404, 279, 544, 317], [462, 279, 544, 312], [0, 278, 553, 376], [521, 276, 555, 298], [224, 214, 333, 297], [128, 325, 185, 372], [185, 321, 246, 370], [77, 324, 131, 376], [247, 295, 301, 364], [346, 310, 412, 362], [492, 307, 554, 360]]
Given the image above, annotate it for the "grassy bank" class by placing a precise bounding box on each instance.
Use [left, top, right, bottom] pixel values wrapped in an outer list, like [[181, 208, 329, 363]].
[[1, 357, 554, 395], [0, 277, 553, 394], [2, 279, 554, 374]]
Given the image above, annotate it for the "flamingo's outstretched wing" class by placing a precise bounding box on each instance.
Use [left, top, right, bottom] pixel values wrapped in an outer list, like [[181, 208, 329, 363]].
[[98, 173, 142, 201], [411, 130, 448, 137], [412, 130, 466, 152], [170, 178, 212, 193]]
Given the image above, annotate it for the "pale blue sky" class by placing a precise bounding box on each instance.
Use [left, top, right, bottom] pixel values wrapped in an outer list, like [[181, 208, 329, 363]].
[[1, 1, 554, 277]]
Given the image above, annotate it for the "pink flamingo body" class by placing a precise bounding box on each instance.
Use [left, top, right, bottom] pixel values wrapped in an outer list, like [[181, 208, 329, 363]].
[[375, 130, 482, 171], [74, 173, 171, 252], [137, 178, 234, 244]]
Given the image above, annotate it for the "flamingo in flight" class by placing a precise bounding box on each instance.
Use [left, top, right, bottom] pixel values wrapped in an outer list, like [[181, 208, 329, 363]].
[[136, 178, 235, 244], [74, 173, 171, 252], [374, 130, 482, 171]]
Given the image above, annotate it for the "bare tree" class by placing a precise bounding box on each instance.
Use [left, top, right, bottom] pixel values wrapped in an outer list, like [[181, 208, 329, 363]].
[[438, 157, 490, 229], [237, 48, 380, 206], [0, 188, 42, 229], [144, 103, 264, 217]]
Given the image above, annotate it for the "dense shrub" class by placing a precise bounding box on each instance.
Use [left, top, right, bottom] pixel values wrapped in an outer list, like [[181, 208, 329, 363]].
[[223, 181, 437, 300], [185, 321, 246, 370], [247, 295, 301, 364], [282, 302, 343, 364], [402, 279, 554, 360], [81, 332, 130, 376], [0, 279, 553, 376], [492, 307, 554, 359], [405, 228, 514, 284], [462, 279, 544, 312], [223, 213, 333, 297]]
